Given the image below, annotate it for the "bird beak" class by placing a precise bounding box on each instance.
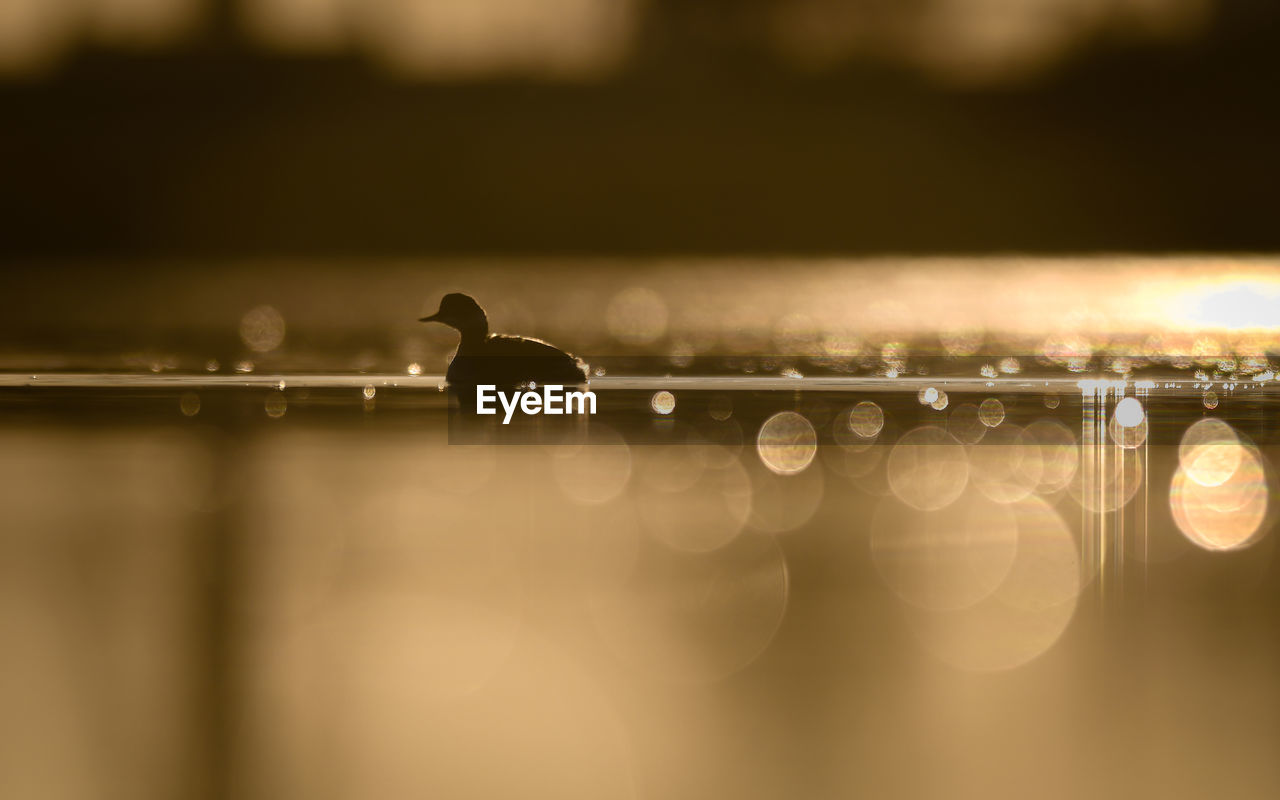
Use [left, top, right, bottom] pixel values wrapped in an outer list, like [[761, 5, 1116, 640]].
[[419, 312, 441, 323]]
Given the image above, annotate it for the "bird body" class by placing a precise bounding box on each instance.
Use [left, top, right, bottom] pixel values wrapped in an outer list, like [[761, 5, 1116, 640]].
[[420, 293, 588, 393], [448, 333, 589, 389]]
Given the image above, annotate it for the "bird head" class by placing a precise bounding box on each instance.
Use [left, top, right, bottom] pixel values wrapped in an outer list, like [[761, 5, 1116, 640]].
[[419, 292, 487, 333]]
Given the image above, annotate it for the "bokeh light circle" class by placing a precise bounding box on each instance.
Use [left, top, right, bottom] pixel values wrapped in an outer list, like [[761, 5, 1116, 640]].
[[870, 490, 1018, 612], [848, 401, 885, 439], [1067, 447, 1143, 512], [637, 457, 753, 553], [756, 411, 818, 475], [1108, 411, 1149, 450], [947, 403, 986, 445], [969, 423, 1044, 504], [265, 392, 287, 418], [606, 287, 668, 346], [747, 459, 825, 534], [1114, 396, 1144, 428], [589, 533, 789, 684], [887, 426, 970, 511], [904, 495, 1081, 672], [240, 304, 286, 353], [1024, 418, 1078, 494], [1170, 423, 1271, 552], [978, 398, 1005, 428], [650, 390, 676, 415], [1179, 418, 1241, 487], [552, 426, 632, 505]]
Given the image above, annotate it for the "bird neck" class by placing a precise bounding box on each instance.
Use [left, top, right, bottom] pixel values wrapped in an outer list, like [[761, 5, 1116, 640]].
[[455, 318, 489, 349]]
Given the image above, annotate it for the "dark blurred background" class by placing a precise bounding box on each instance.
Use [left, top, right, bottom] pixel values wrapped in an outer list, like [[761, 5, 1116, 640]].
[[2, 0, 1279, 259]]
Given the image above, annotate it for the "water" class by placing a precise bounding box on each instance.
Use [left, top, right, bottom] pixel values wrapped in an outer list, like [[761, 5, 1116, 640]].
[[3, 258, 1279, 799]]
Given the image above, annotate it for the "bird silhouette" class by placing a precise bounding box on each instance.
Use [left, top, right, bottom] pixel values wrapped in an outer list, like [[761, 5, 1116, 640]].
[[420, 293, 589, 393]]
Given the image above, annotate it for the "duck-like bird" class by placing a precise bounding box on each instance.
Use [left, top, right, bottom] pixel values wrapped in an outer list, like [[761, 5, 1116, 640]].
[[420, 293, 589, 392]]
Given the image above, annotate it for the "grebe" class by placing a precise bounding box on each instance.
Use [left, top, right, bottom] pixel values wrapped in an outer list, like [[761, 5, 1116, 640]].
[[420, 293, 589, 392]]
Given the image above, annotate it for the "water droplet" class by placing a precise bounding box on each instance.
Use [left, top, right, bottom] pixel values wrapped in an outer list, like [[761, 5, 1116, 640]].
[[363, 384, 377, 400], [1203, 391, 1219, 409], [406, 362, 423, 376], [204, 359, 220, 372], [179, 392, 201, 417], [1043, 394, 1060, 410]]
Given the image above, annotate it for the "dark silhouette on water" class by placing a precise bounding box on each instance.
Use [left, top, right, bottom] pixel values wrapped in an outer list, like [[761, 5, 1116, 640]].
[[420, 293, 589, 395]]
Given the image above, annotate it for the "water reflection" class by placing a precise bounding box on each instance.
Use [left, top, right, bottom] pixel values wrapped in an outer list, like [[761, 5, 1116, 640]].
[[5, 374, 1280, 799]]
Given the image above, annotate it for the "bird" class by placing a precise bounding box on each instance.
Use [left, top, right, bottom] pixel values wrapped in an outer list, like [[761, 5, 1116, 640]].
[[419, 292, 589, 393]]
